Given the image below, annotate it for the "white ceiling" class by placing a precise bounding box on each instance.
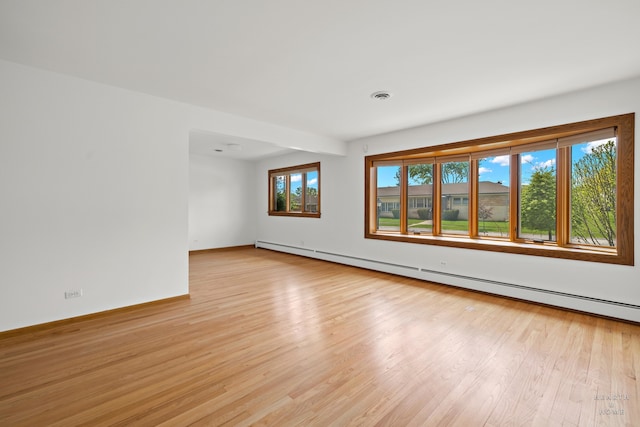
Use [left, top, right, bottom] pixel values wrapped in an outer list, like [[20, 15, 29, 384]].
[[2, 1, 640, 158], [189, 130, 296, 160]]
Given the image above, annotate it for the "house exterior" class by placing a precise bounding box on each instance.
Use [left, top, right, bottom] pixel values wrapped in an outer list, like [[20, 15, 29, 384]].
[[377, 181, 509, 221]]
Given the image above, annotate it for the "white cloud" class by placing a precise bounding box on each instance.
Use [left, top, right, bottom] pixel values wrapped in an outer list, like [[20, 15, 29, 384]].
[[520, 154, 534, 164], [307, 178, 318, 186], [290, 174, 302, 182], [478, 167, 492, 175], [581, 138, 615, 154], [490, 155, 510, 166], [532, 158, 556, 170]]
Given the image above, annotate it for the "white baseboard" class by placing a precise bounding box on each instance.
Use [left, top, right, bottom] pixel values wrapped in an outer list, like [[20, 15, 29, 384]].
[[255, 240, 640, 323]]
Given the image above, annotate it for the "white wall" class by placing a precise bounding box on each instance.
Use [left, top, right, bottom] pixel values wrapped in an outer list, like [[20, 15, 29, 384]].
[[189, 153, 256, 250], [2, 55, 637, 329], [0, 60, 192, 331], [256, 76, 640, 322], [0, 59, 339, 332]]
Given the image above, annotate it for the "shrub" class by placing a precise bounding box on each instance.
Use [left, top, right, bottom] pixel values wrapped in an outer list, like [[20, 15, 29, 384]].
[[391, 209, 400, 219], [276, 193, 286, 211], [417, 208, 432, 220], [443, 209, 459, 221]]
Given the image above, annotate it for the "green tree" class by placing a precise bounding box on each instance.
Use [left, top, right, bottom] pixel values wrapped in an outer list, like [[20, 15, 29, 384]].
[[293, 186, 318, 198], [441, 162, 469, 184], [275, 176, 286, 211], [276, 192, 286, 210], [290, 186, 302, 210], [571, 140, 616, 246], [407, 164, 434, 184], [394, 163, 468, 185], [520, 167, 556, 239]]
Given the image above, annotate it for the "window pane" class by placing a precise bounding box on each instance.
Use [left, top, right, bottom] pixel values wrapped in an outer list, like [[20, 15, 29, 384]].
[[305, 170, 318, 212], [440, 161, 469, 235], [274, 175, 286, 211], [570, 137, 617, 246], [376, 165, 400, 232], [407, 163, 433, 234], [290, 173, 302, 211], [478, 155, 510, 238], [518, 148, 556, 241]]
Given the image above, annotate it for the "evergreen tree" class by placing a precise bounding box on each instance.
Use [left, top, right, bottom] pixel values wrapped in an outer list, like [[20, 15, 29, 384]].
[[520, 167, 556, 239]]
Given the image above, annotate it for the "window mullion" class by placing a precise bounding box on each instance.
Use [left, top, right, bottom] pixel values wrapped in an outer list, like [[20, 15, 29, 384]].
[[433, 163, 442, 235], [286, 174, 291, 212], [369, 165, 377, 233], [269, 175, 275, 211], [470, 160, 479, 237], [401, 165, 408, 234], [301, 172, 308, 213], [509, 154, 520, 242], [556, 147, 571, 247]]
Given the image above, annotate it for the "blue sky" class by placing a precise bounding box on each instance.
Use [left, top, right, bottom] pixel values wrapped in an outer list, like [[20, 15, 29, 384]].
[[290, 171, 318, 190], [377, 138, 614, 187]]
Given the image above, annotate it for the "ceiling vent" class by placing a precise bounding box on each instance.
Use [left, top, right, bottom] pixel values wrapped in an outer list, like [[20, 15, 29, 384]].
[[371, 91, 392, 100]]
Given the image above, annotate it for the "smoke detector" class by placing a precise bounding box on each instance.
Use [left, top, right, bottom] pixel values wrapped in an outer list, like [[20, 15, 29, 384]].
[[371, 91, 392, 100]]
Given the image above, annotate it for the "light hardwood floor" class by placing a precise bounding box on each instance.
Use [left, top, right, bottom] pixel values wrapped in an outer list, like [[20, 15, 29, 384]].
[[1, 247, 638, 426]]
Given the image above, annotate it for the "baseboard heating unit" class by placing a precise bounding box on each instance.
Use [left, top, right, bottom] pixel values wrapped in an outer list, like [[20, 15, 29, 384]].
[[255, 240, 640, 323]]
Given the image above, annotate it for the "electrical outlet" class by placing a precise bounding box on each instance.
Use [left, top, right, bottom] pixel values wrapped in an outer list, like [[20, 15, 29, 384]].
[[65, 289, 83, 299]]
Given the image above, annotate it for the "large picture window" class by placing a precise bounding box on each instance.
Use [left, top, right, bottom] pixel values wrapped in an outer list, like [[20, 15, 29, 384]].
[[365, 114, 634, 265], [269, 162, 320, 217]]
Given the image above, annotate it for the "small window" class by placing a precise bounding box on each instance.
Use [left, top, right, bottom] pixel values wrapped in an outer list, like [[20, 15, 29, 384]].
[[269, 162, 320, 217], [374, 163, 401, 232], [406, 162, 434, 235], [440, 159, 469, 236], [305, 170, 319, 213], [476, 152, 510, 238], [516, 144, 557, 242], [566, 131, 617, 247]]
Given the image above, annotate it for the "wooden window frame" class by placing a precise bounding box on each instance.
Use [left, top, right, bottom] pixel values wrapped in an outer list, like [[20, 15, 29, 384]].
[[268, 162, 321, 218], [365, 113, 634, 265]]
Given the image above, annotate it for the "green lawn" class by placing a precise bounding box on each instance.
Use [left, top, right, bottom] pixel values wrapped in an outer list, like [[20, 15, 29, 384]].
[[379, 218, 505, 231], [377, 218, 549, 236], [378, 217, 611, 244]]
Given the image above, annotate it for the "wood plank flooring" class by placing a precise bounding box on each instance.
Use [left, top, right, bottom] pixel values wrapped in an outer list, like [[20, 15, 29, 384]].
[[1, 247, 638, 426]]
